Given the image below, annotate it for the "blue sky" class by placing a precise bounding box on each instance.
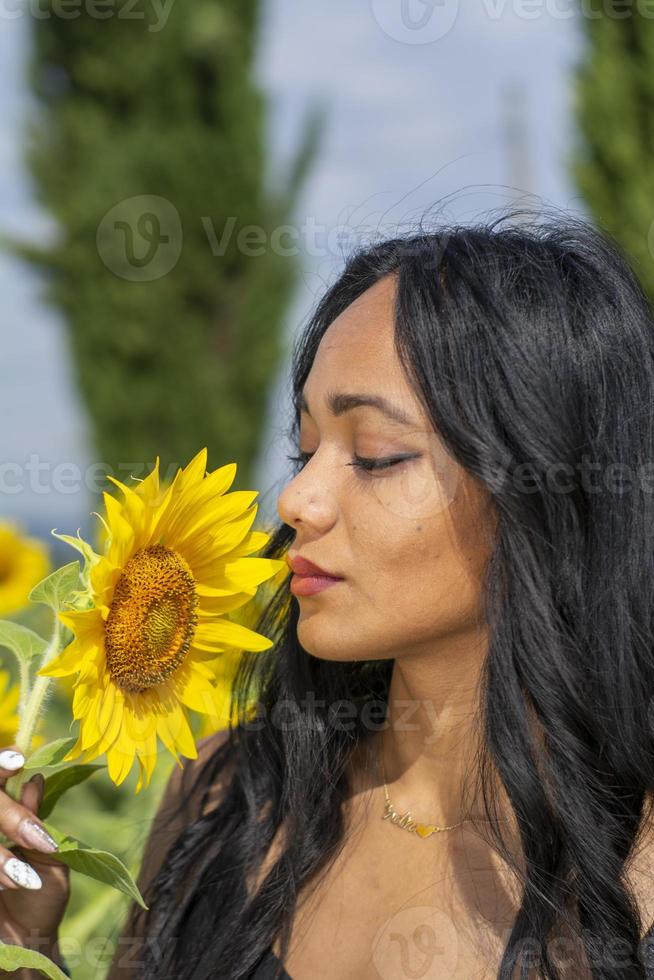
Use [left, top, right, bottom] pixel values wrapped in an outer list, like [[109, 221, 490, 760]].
[[0, 0, 586, 541]]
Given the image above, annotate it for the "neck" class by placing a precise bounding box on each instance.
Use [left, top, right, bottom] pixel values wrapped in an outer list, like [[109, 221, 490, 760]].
[[376, 626, 497, 827]]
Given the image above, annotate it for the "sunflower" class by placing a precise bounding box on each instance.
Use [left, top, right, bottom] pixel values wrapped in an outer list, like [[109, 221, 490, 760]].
[[0, 521, 50, 617], [38, 448, 286, 791], [196, 648, 253, 738], [198, 526, 291, 739]]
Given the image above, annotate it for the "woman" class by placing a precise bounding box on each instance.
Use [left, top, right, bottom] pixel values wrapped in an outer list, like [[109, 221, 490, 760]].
[[2, 210, 654, 979]]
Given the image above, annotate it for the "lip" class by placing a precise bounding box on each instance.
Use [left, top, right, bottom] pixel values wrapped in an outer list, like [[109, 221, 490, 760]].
[[286, 552, 344, 579], [289, 574, 344, 597], [287, 552, 345, 598]]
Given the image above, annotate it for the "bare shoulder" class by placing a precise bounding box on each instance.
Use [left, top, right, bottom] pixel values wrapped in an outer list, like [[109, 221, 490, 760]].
[[625, 794, 654, 939]]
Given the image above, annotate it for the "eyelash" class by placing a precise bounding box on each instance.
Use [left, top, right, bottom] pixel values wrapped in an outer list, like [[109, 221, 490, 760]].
[[286, 451, 415, 473]]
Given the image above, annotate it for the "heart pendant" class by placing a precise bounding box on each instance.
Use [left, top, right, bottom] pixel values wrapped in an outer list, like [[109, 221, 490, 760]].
[[415, 823, 438, 838]]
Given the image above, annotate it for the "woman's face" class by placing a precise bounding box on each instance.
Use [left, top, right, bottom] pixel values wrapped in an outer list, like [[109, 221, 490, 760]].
[[276, 273, 495, 664]]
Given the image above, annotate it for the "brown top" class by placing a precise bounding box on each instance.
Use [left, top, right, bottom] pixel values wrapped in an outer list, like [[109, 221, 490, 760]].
[[105, 729, 234, 979]]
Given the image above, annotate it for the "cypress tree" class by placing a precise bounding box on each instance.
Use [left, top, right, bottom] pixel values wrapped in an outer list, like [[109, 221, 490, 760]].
[[4, 0, 321, 495], [569, 1, 654, 302]]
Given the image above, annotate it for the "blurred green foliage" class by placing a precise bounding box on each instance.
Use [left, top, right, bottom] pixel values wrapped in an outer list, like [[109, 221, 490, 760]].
[[570, 1, 654, 302], [3, 0, 323, 496]]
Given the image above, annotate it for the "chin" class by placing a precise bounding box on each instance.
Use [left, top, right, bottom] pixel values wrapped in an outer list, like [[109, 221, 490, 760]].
[[297, 622, 390, 665]]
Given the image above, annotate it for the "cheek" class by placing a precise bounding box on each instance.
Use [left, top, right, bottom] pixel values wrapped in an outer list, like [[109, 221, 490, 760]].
[[362, 518, 488, 633], [293, 486, 492, 663]]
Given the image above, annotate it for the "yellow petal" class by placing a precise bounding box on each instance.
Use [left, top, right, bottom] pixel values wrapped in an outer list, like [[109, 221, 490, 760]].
[[80, 685, 108, 750], [107, 738, 136, 786], [38, 638, 102, 679], [164, 487, 254, 549], [135, 730, 159, 792], [89, 558, 121, 604], [195, 591, 257, 616], [57, 606, 105, 640], [63, 727, 97, 763], [227, 529, 273, 558], [176, 502, 257, 556], [121, 700, 158, 742], [155, 699, 197, 759], [131, 456, 161, 504], [166, 461, 237, 530], [177, 447, 208, 490], [93, 686, 125, 755], [172, 664, 220, 715], [72, 681, 96, 719], [205, 557, 287, 592], [194, 618, 274, 653], [105, 511, 136, 569]]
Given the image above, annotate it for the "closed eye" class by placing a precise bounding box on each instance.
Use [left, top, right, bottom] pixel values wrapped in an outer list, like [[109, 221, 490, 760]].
[[286, 451, 420, 473]]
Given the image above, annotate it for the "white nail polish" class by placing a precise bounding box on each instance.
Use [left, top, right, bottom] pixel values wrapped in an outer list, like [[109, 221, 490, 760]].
[[0, 750, 24, 771], [3, 857, 42, 889]]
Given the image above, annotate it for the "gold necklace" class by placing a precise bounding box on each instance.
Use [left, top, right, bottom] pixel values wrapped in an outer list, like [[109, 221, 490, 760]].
[[379, 738, 469, 839]]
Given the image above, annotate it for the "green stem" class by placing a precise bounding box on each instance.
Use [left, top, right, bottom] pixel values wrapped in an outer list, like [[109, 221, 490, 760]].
[[6, 614, 63, 800], [18, 658, 31, 719]]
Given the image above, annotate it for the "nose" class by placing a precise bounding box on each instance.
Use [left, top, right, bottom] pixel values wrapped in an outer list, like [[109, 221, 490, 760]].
[[276, 461, 338, 532]]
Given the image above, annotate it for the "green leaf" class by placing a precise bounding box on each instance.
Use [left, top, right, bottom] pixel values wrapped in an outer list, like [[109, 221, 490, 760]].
[[0, 941, 69, 979], [40, 764, 106, 819], [0, 620, 48, 666], [49, 529, 96, 564], [23, 738, 77, 771], [42, 822, 148, 910], [28, 561, 82, 612], [49, 530, 103, 598]]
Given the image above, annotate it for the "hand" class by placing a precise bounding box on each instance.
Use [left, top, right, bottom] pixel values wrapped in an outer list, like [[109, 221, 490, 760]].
[[0, 746, 70, 959]]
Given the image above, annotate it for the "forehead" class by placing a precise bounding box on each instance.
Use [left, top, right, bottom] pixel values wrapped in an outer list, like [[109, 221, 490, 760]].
[[303, 275, 424, 421]]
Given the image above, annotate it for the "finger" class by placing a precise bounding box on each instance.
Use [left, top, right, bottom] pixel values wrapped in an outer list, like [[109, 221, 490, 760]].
[[10, 843, 69, 871], [0, 790, 57, 855], [20, 774, 44, 815], [0, 844, 41, 890], [0, 748, 25, 784]]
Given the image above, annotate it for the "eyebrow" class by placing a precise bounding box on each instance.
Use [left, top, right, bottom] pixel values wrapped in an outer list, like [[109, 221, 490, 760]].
[[299, 389, 416, 427]]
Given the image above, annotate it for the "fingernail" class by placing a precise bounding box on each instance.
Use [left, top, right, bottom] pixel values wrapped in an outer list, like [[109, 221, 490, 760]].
[[0, 750, 24, 771], [19, 818, 58, 853], [3, 857, 42, 889]]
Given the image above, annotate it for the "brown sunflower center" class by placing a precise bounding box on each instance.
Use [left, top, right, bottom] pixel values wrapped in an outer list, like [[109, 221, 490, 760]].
[[104, 544, 198, 694]]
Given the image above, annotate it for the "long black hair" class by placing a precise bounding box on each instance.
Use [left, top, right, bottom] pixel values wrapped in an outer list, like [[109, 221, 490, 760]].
[[136, 206, 654, 979]]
